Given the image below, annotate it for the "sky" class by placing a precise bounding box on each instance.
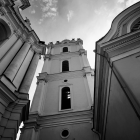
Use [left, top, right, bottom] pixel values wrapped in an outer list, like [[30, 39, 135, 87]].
[[16, 0, 140, 139], [20, 0, 140, 103]]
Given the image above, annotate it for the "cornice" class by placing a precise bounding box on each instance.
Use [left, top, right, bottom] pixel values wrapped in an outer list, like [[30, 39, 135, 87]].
[[44, 49, 87, 60], [23, 109, 93, 129], [47, 38, 83, 48], [20, 0, 31, 10], [79, 49, 87, 55], [37, 68, 93, 83], [37, 70, 85, 82], [98, 31, 140, 58], [31, 42, 47, 55], [49, 51, 80, 60]]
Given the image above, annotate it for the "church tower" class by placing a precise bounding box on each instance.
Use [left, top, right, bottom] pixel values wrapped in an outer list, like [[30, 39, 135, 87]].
[[20, 39, 99, 140]]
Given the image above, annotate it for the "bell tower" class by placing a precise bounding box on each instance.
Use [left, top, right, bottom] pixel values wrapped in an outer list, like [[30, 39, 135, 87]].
[[20, 39, 99, 140]]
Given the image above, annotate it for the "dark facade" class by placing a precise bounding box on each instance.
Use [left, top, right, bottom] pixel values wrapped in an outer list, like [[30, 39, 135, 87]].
[[94, 2, 140, 140]]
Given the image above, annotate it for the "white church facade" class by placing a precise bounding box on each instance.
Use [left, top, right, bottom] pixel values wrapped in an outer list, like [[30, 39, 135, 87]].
[[19, 39, 99, 140]]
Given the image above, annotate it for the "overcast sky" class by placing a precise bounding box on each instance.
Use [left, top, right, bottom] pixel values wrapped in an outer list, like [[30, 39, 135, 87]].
[[21, 0, 140, 69], [17, 0, 139, 139], [21, 0, 140, 111]]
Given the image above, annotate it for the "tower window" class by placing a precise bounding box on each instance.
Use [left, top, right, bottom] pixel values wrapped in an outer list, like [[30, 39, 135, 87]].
[[62, 60, 69, 72], [61, 87, 71, 110], [63, 47, 68, 52]]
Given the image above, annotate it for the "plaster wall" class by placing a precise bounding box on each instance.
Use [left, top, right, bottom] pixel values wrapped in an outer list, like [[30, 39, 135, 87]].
[[51, 45, 80, 55], [70, 56, 82, 71], [42, 77, 91, 115], [105, 73, 140, 140], [49, 56, 82, 74], [49, 59, 60, 74], [52, 47, 60, 55], [39, 122, 99, 140], [114, 51, 140, 105], [70, 45, 80, 52]]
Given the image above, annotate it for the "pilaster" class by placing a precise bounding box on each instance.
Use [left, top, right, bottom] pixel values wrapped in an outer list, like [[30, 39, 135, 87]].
[[20, 128, 37, 140], [0, 37, 23, 75], [4, 41, 31, 81], [84, 67, 94, 103], [30, 79, 46, 114], [42, 54, 51, 73], [0, 33, 17, 60], [19, 53, 40, 93], [79, 49, 90, 67], [12, 48, 34, 89]]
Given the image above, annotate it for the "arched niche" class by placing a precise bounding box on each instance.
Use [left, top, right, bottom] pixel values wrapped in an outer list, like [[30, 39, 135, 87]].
[[127, 15, 140, 33], [130, 17, 140, 32], [0, 18, 11, 44]]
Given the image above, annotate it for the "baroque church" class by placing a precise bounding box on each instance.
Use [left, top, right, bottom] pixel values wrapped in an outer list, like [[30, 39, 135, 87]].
[[0, 0, 140, 140]]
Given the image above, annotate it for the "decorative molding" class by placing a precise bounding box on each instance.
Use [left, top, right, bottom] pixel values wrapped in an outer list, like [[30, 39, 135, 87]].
[[44, 54, 51, 61], [0, 9, 5, 16], [13, 29, 22, 38], [37, 69, 91, 82], [103, 32, 140, 52], [21, 109, 93, 129], [36, 79, 47, 85], [48, 50, 86, 60], [79, 49, 87, 55], [83, 66, 93, 75]]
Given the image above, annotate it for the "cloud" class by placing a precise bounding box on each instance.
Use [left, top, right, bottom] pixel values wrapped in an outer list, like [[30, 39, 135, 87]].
[[43, 12, 57, 18], [50, 7, 57, 12], [117, 0, 125, 3], [38, 0, 58, 24], [38, 18, 44, 24], [126, 0, 140, 7], [31, 9, 36, 14], [67, 10, 74, 22], [94, 5, 107, 15]]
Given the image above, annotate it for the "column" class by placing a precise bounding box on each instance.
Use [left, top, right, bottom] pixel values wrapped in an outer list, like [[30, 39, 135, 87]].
[[4, 42, 31, 81], [19, 53, 40, 93], [13, 49, 34, 89], [0, 38, 23, 75], [30, 79, 46, 114], [0, 33, 17, 60]]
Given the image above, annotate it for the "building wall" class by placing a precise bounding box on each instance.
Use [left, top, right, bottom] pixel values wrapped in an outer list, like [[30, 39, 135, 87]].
[[42, 77, 92, 115], [51, 44, 80, 55], [105, 73, 140, 140], [21, 39, 97, 140], [49, 56, 82, 74], [114, 52, 140, 105], [39, 122, 98, 140]]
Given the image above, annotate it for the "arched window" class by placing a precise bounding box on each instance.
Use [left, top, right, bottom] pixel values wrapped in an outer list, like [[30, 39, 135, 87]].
[[62, 60, 69, 72], [63, 47, 68, 52], [0, 19, 11, 45], [61, 87, 71, 110], [131, 19, 140, 32]]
